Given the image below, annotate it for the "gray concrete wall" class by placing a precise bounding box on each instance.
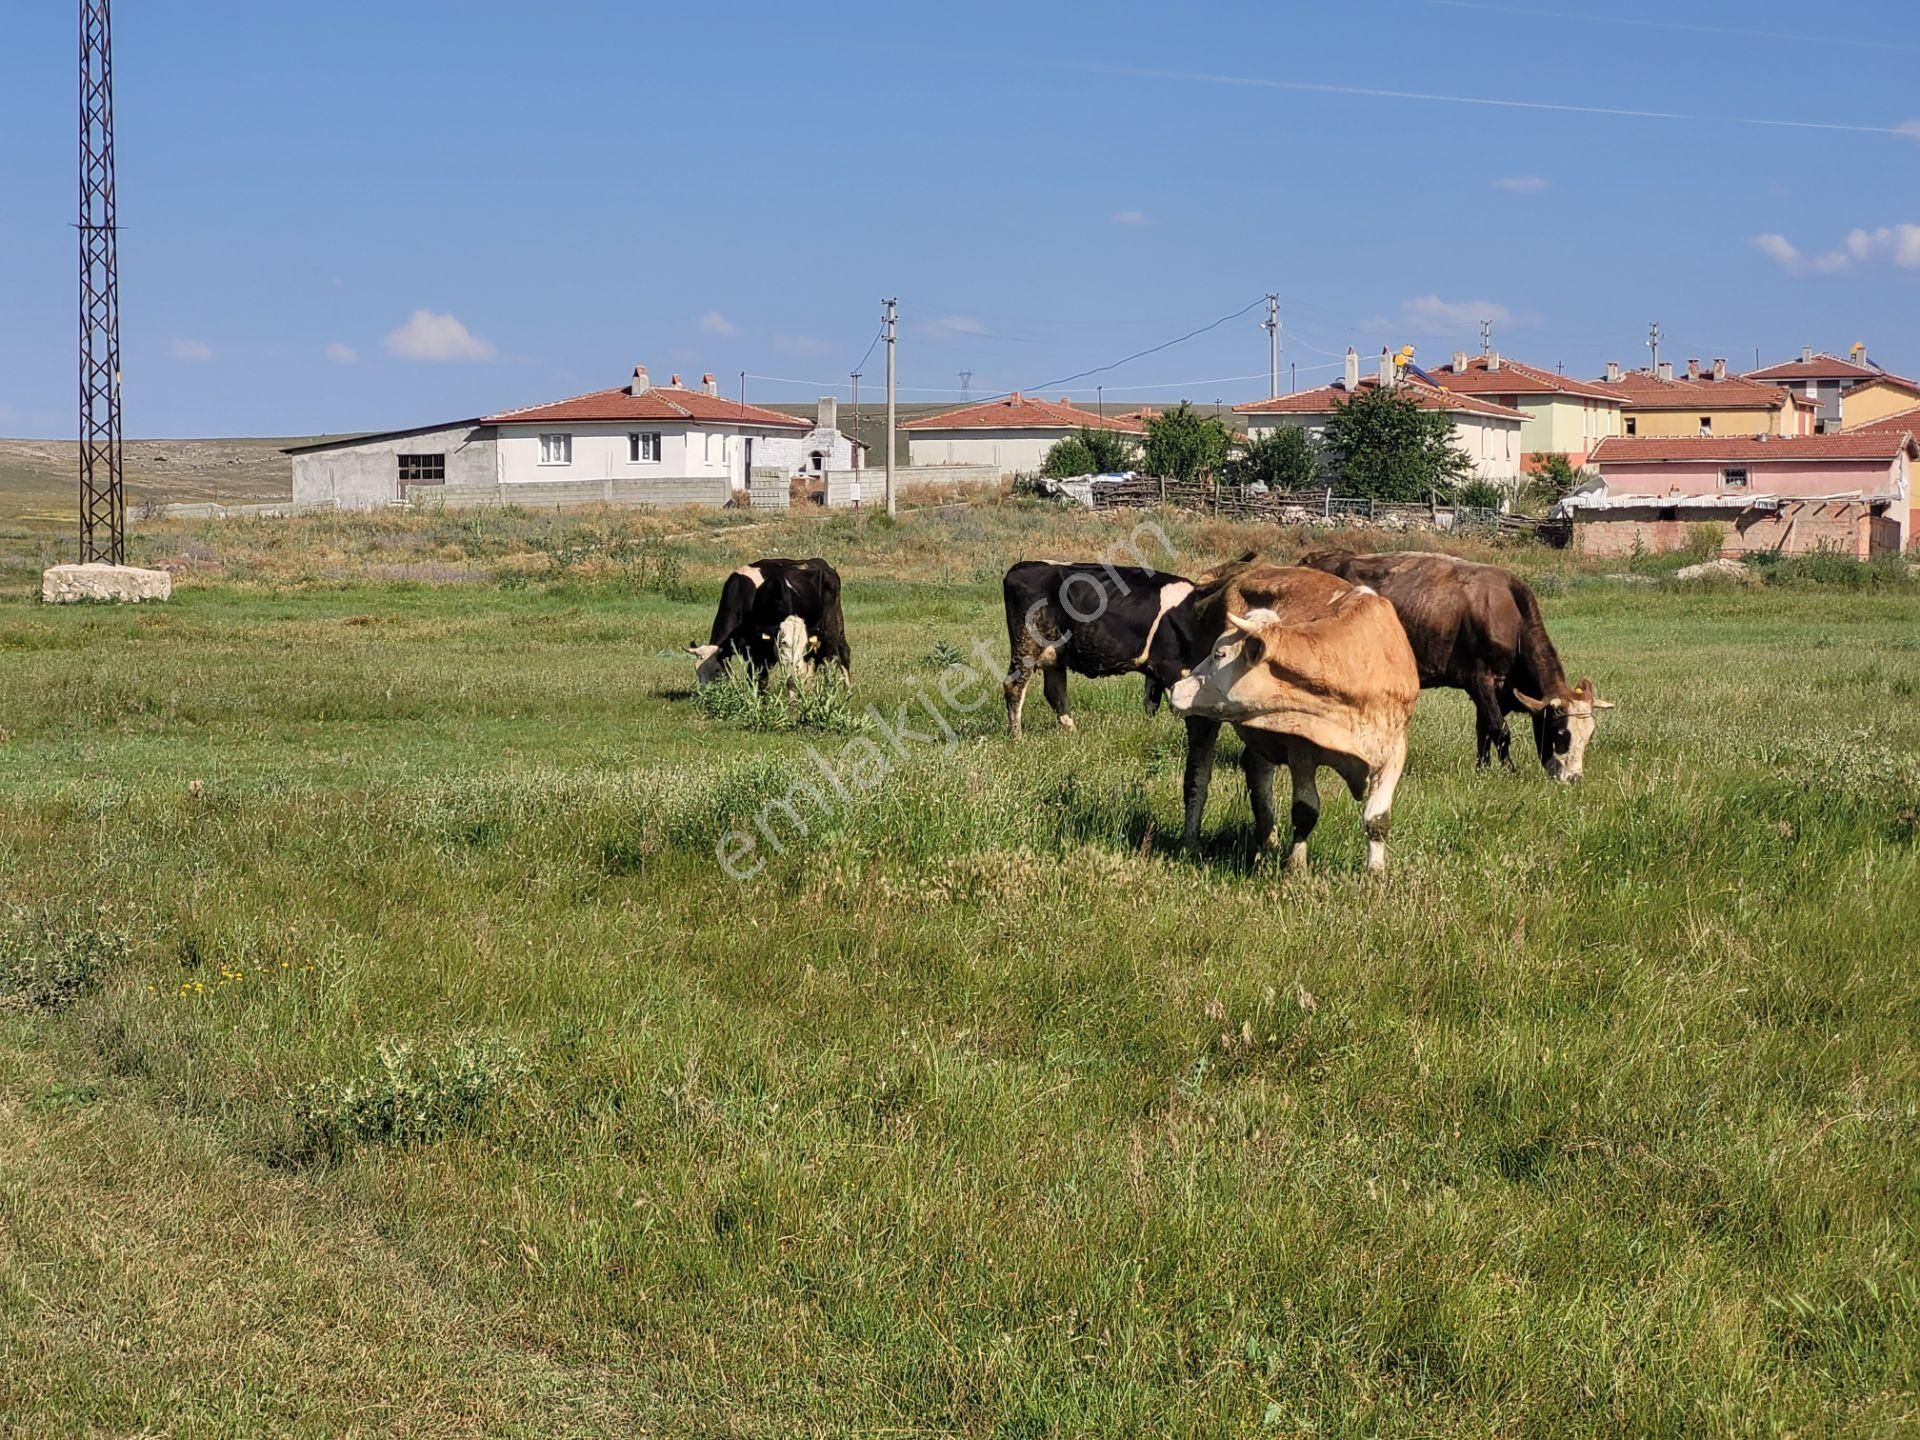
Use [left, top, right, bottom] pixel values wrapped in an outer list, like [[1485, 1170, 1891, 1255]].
[[290, 425, 497, 509]]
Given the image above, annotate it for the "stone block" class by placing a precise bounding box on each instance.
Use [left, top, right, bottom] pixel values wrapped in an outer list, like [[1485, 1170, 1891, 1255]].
[[41, 563, 173, 604]]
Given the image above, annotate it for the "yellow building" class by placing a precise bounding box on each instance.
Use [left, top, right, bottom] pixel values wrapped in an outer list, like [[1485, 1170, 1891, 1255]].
[[1840, 373, 1920, 429], [1428, 353, 1623, 466], [1595, 360, 1817, 438]]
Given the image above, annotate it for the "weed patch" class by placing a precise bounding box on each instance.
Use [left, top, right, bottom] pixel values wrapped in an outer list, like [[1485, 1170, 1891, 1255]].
[[289, 1036, 531, 1162]]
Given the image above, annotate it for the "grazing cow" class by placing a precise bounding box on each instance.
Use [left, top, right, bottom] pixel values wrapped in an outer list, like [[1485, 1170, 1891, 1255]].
[[1299, 550, 1612, 782], [1000, 560, 1202, 738], [1170, 564, 1419, 872], [688, 557, 851, 689]]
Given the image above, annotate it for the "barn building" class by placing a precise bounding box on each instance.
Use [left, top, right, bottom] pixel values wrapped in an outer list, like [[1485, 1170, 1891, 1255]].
[[287, 366, 859, 510]]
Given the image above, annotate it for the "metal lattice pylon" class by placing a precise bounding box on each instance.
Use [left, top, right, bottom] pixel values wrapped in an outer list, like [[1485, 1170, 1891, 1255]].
[[78, 0, 124, 565]]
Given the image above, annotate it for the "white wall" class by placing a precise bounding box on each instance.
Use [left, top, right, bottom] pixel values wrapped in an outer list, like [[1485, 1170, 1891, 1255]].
[[904, 428, 1096, 477], [1245, 412, 1523, 484], [290, 424, 497, 510], [495, 420, 858, 490]]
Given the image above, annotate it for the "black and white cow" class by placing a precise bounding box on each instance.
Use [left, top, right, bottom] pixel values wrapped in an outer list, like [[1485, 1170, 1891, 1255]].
[[1000, 560, 1201, 738], [688, 557, 852, 689]]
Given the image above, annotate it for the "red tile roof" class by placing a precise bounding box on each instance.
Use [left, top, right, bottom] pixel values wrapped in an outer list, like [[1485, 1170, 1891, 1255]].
[[1850, 404, 1920, 436], [898, 393, 1145, 433], [1428, 355, 1623, 404], [1591, 433, 1918, 464], [1744, 352, 1883, 383], [484, 383, 808, 429], [1589, 368, 1808, 412], [1235, 376, 1526, 422]]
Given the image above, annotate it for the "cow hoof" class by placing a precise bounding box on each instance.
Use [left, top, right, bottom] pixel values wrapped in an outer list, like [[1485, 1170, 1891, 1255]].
[[1057, 715, 1077, 733], [1286, 845, 1310, 872]]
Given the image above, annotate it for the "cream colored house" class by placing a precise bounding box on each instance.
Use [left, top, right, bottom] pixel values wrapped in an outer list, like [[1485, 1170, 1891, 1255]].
[[1840, 373, 1920, 429], [1235, 349, 1525, 487], [899, 393, 1144, 477], [1594, 359, 1817, 438], [1427, 352, 1623, 467]]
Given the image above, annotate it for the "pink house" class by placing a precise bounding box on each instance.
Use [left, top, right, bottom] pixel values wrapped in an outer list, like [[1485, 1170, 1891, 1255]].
[[1577, 432, 1916, 558]]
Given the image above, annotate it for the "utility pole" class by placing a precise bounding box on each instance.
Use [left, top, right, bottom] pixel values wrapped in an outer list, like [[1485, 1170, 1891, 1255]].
[[78, 0, 125, 565], [1479, 318, 1493, 356], [1096, 384, 1103, 417], [850, 372, 861, 471], [1290, 361, 1296, 394], [883, 297, 897, 518], [1263, 293, 1280, 399], [958, 370, 972, 397], [1647, 321, 1663, 374]]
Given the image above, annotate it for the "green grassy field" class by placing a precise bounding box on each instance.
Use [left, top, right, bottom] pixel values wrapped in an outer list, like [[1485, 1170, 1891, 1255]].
[[1, 503, 1917, 1437]]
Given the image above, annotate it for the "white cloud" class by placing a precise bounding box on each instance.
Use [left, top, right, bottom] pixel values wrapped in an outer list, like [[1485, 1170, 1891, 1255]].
[[324, 342, 358, 365], [924, 315, 987, 341], [772, 333, 830, 357], [383, 309, 496, 362], [1399, 295, 1513, 331], [1492, 175, 1548, 194], [169, 338, 214, 362], [699, 310, 740, 337], [1112, 209, 1150, 226], [1752, 223, 1920, 276]]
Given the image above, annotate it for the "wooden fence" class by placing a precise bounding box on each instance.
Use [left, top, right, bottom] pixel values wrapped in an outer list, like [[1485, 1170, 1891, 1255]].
[[1089, 478, 1568, 543]]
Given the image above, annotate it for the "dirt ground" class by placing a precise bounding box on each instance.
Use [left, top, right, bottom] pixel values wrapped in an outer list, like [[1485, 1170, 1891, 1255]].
[[0, 436, 311, 522]]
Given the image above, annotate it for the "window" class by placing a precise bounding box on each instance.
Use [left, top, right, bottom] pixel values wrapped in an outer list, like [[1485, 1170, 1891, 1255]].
[[396, 453, 445, 485], [539, 433, 572, 466], [628, 432, 662, 463], [1625, 417, 1637, 436], [1698, 416, 1713, 435], [1721, 466, 1750, 490]]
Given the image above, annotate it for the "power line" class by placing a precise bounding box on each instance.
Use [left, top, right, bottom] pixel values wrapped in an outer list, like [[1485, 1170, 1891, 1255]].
[[995, 296, 1271, 402], [1415, 0, 1920, 56]]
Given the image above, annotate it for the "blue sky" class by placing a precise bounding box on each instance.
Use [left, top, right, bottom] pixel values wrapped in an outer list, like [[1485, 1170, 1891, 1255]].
[[2, 0, 1916, 438]]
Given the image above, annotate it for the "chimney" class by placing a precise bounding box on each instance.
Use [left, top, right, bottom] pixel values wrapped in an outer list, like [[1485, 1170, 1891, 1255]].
[[669, 373, 683, 388], [1452, 351, 1469, 375], [1712, 357, 1727, 382], [1379, 347, 1394, 388], [1657, 361, 1675, 383], [1801, 346, 1814, 364], [1059, 396, 1072, 406], [628, 364, 650, 396], [702, 372, 717, 396], [1344, 347, 1360, 392], [817, 395, 838, 433], [1606, 361, 1621, 383], [1487, 351, 1502, 373], [1686, 358, 1700, 381]]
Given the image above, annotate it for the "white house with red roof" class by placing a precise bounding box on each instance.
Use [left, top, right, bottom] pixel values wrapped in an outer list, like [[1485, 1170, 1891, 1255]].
[[289, 365, 859, 509], [1234, 348, 1527, 487], [899, 393, 1144, 476], [1426, 351, 1624, 467]]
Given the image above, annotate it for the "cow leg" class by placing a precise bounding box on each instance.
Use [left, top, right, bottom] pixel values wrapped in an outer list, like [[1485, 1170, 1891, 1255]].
[[1243, 746, 1280, 854], [1360, 742, 1408, 874], [1042, 666, 1075, 732], [1471, 675, 1512, 770], [1142, 674, 1164, 718], [1003, 660, 1034, 739], [1286, 752, 1321, 871], [1181, 717, 1221, 848]]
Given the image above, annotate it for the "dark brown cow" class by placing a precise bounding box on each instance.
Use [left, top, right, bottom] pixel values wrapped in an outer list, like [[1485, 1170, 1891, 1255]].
[[1299, 550, 1612, 781]]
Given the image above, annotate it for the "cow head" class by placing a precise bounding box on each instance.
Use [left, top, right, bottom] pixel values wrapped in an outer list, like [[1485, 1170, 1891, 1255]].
[[774, 615, 815, 676], [1168, 609, 1280, 722], [686, 642, 728, 686], [1512, 676, 1614, 783]]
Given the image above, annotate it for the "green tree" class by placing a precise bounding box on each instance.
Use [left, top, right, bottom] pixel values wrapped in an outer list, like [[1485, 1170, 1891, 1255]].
[[1040, 425, 1139, 478], [1318, 385, 1476, 501], [1141, 402, 1231, 484], [1222, 426, 1320, 491], [1518, 451, 1592, 513]]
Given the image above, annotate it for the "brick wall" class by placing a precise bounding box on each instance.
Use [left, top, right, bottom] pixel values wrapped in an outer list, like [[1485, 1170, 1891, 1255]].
[[1574, 500, 1890, 559]]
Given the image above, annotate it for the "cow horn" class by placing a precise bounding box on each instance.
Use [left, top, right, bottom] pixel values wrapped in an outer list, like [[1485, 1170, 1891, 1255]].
[[1226, 611, 1263, 637], [1512, 690, 1548, 714]]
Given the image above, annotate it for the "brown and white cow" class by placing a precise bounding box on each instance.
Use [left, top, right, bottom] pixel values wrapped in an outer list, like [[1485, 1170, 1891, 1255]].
[[1300, 550, 1612, 782], [1170, 564, 1420, 872]]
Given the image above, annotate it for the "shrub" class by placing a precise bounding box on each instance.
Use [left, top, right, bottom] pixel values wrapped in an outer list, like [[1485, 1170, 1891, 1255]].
[[1684, 522, 1726, 562], [0, 909, 128, 1012], [695, 665, 864, 735], [1457, 480, 1506, 510], [1040, 426, 1138, 479], [291, 1036, 531, 1161], [1221, 427, 1319, 491], [1141, 403, 1231, 484], [1319, 385, 1476, 501]]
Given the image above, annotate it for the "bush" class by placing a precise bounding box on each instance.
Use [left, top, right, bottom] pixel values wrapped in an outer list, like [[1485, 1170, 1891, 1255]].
[[1221, 427, 1319, 491], [1041, 426, 1138, 479], [1141, 403, 1231, 484], [291, 1036, 531, 1161], [1684, 522, 1727, 562], [0, 910, 128, 1012], [1319, 385, 1475, 501], [1457, 480, 1506, 510]]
